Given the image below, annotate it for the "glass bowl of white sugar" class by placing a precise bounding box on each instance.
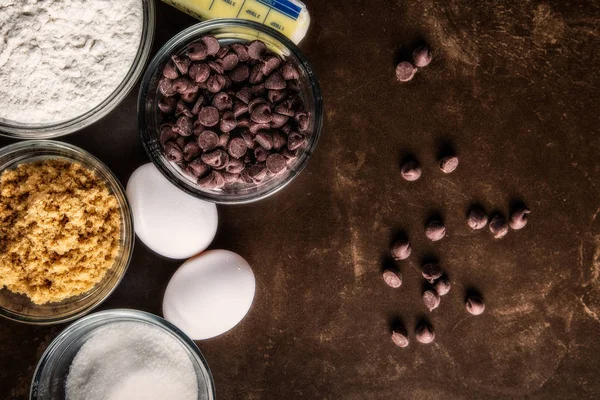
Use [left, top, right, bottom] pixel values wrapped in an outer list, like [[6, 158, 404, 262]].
[[30, 309, 216, 400], [0, 0, 155, 139]]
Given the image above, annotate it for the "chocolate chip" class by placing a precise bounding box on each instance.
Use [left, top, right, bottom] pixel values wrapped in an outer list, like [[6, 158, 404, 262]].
[[236, 86, 252, 104], [198, 170, 225, 190], [272, 131, 287, 151], [241, 131, 255, 149], [467, 206, 488, 230], [390, 239, 411, 260], [211, 92, 232, 111], [160, 124, 178, 146], [396, 61, 417, 82], [267, 90, 286, 104], [225, 157, 245, 174], [207, 60, 224, 75], [466, 296, 485, 315], [201, 36, 220, 56], [187, 42, 208, 61], [222, 171, 239, 184], [206, 74, 226, 93], [250, 83, 267, 97], [382, 269, 402, 288], [266, 153, 287, 174], [173, 116, 193, 136], [509, 206, 530, 230], [262, 55, 281, 76], [247, 162, 268, 182], [233, 101, 248, 118], [425, 220, 446, 241], [201, 149, 229, 169], [423, 290, 441, 311], [281, 123, 293, 135], [391, 329, 409, 348], [219, 111, 237, 133], [270, 113, 289, 128], [274, 99, 295, 117], [265, 72, 286, 90], [249, 64, 265, 84], [413, 45, 432, 68], [158, 96, 177, 113], [400, 160, 421, 181], [439, 156, 459, 173], [171, 54, 191, 75], [192, 120, 205, 135], [180, 90, 199, 104], [198, 106, 219, 127], [254, 147, 269, 162], [175, 100, 193, 118], [255, 131, 273, 150], [281, 148, 298, 164], [191, 94, 206, 115], [158, 77, 177, 97], [183, 142, 201, 161], [231, 43, 250, 62], [422, 263, 443, 283], [248, 98, 267, 114], [237, 116, 250, 129], [219, 53, 239, 71], [175, 136, 187, 150], [415, 320, 435, 344], [218, 132, 230, 148], [164, 142, 183, 162], [287, 132, 305, 151], [295, 110, 309, 131], [186, 159, 210, 178], [281, 62, 300, 80], [286, 79, 301, 93], [229, 64, 250, 82], [251, 103, 273, 123], [172, 77, 197, 94], [162, 60, 179, 79], [189, 63, 210, 83], [433, 276, 451, 296], [247, 40, 266, 59], [227, 137, 247, 159], [197, 130, 219, 151], [249, 122, 271, 134], [489, 214, 509, 239]]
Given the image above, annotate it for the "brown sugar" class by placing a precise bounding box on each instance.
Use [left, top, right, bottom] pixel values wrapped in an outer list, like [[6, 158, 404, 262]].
[[0, 159, 122, 304]]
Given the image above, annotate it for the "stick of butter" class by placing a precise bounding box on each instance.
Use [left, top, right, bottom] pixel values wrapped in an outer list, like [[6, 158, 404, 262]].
[[161, 0, 310, 44]]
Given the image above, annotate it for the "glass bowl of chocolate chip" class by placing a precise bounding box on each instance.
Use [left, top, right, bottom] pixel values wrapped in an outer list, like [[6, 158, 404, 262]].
[[138, 19, 323, 204]]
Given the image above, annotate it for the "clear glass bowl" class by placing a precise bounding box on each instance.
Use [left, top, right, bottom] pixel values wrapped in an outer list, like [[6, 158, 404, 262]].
[[138, 19, 323, 204], [30, 309, 216, 400], [0, 141, 134, 324], [0, 0, 155, 139]]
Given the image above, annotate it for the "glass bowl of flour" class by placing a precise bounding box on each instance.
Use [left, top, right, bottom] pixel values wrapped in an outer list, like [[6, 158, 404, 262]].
[[30, 309, 216, 400], [0, 0, 155, 139]]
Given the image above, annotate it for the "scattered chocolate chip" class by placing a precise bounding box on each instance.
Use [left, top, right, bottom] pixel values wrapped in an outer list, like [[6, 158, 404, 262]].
[[401, 160, 422, 181], [425, 220, 446, 241], [231, 43, 250, 62], [158, 77, 177, 97], [288, 132, 306, 151], [391, 329, 409, 348], [249, 122, 271, 134], [266, 153, 287, 174], [422, 263, 443, 283], [509, 206, 530, 230], [267, 90, 286, 104], [173, 116, 193, 136], [158, 96, 177, 113], [237, 116, 250, 129], [248, 162, 268, 182], [197, 130, 219, 151], [172, 77, 196, 94], [251, 103, 273, 123], [201, 36, 220, 56], [216, 44, 229, 59], [171, 54, 191, 75], [236, 86, 252, 104], [382, 269, 402, 288], [265, 72, 286, 90], [218, 132, 230, 148], [274, 99, 295, 117], [188, 63, 210, 83], [390, 239, 411, 261], [248, 98, 267, 113], [160, 125, 178, 146], [466, 296, 485, 315], [251, 83, 267, 97], [164, 142, 183, 162], [295, 111, 309, 131], [254, 147, 269, 163], [162, 60, 179, 79], [433, 276, 451, 296], [186, 159, 210, 178], [240, 130, 255, 149], [219, 53, 239, 71], [206, 74, 226, 93], [439, 156, 459, 173], [208, 60, 224, 75], [247, 40, 267, 59], [249, 64, 265, 84], [221, 171, 239, 184], [227, 137, 247, 159], [187, 42, 208, 61], [281, 148, 298, 164], [255, 131, 273, 150], [272, 131, 287, 151], [489, 214, 509, 239], [233, 101, 249, 118], [175, 100, 193, 118], [271, 113, 289, 128], [423, 290, 441, 311], [211, 92, 232, 111], [198, 106, 220, 127], [229, 64, 250, 82], [201, 149, 229, 169], [413, 46, 432, 68], [467, 206, 488, 230], [281, 62, 300, 80], [396, 61, 417, 82], [175, 136, 187, 151], [183, 142, 201, 161], [191, 95, 206, 115], [225, 157, 245, 174], [262, 55, 281, 76], [219, 111, 237, 133], [198, 170, 225, 189], [180, 90, 199, 103], [415, 320, 435, 344]]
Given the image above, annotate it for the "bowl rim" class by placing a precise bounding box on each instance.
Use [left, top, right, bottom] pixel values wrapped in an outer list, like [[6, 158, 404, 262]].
[[0, 140, 135, 325], [138, 18, 324, 205], [0, 0, 156, 139], [29, 309, 216, 400]]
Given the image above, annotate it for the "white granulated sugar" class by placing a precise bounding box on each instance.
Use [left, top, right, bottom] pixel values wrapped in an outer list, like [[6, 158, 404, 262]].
[[0, 0, 143, 124], [65, 321, 199, 400]]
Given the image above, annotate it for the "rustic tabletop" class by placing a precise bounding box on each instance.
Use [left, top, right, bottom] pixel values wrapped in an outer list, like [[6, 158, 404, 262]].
[[2, 1, 600, 399]]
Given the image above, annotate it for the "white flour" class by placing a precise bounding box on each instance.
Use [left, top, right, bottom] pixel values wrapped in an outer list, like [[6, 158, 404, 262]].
[[0, 0, 143, 124]]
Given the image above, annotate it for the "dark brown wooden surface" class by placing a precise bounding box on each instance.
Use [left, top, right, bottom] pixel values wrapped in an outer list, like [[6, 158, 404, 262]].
[[2, 1, 600, 399]]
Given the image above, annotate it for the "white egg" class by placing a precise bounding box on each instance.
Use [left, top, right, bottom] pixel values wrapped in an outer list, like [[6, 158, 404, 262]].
[[162, 250, 255, 340], [126, 163, 218, 259]]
